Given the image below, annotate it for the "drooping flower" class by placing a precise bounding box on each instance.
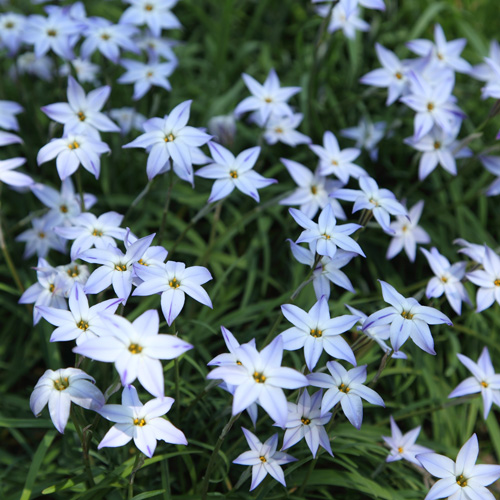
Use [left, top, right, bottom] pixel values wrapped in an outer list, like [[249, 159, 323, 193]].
[[449, 347, 500, 420], [418, 434, 500, 500], [196, 143, 276, 203], [30, 367, 104, 433], [233, 428, 297, 490], [307, 361, 385, 429], [382, 416, 432, 465], [98, 385, 187, 458]]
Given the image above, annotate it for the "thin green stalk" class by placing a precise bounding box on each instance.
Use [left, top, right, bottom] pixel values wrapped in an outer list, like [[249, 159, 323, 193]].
[[200, 413, 241, 500], [124, 179, 154, 221], [158, 169, 175, 246], [128, 452, 145, 499], [70, 406, 95, 488]]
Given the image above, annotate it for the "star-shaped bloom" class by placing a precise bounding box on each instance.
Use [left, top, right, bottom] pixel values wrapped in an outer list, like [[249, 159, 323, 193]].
[[454, 238, 485, 264], [471, 40, 500, 83], [280, 297, 357, 370], [80, 233, 155, 302], [234, 69, 301, 125], [196, 143, 276, 203], [60, 58, 100, 85], [400, 71, 465, 141], [31, 178, 96, 228], [37, 282, 122, 345], [481, 58, 500, 100], [421, 247, 470, 315], [281, 389, 333, 458], [383, 416, 432, 465], [119, 0, 182, 37], [341, 118, 386, 162], [37, 132, 110, 180], [406, 23, 472, 74], [123, 100, 210, 180], [23, 13, 81, 60], [109, 107, 146, 136], [404, 125, 472, 180], [14, 51, 54, 81], [207, 336, 308, 427], [449, 348, 500, 420], [19, 258, 68, 325], [386, 200, 430, 262], [16, 214, 67, 259], [233, 428, 297, 491], [466, 245, 500, 312], [263, 113, 311, 147], [56, 262, 90, 292], [334, 176, 408, 234], [418, 434, 500, 500], [118, 59, 176, 101], [0, 13, 26, 55], [98, 385, 187, 458], [81, 17, 139, 63], [137, 33, 179, 64], [0, 100, 23, 131], [289, 204, 365, 259], [55, 211, 126, 261], [310, 131, 366, 183], [346, 305, 407, 359], [133, 260, 212, 326], [360, 43, 411, 106], [318, 0, 369, 39], [307, 361, 385, 429], [363, 280, 452, 355], [41, 77, 120, 137], [30, 367, 104, 433], [288, 240, 356, 299], [279, 158, 346, 219], [0, 157, 33, 188], [74, 310, 192, 397]]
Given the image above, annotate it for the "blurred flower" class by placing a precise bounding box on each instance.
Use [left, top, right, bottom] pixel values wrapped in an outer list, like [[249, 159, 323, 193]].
[[0, 100, 23, 131], [470, 40, 500, 83], [466, 245, 500, 312], [382, 416, 432, 465], [0, 131, 22, 146], [74, 310, 192, 397], [16, 214, 67, 259], [0, 13, 26, 55], [60, 58, 100, 84], [233, 428, 297, 491], [11, 52, 53, 81], [196, 143, 276, 203], [280, 297, 357, 370], [263, 113, 311, 146], [449, 347, 500, 420], [418, 434, 500, 500], [363, 280, 452, 355], [0, 157, 33, 188], [98, 385, 187, 458], [207, 115, 236, 147], [308, 361, 385, 429], [109, 107, 146, 135], [480, 155, 500, 196], [386, 200, 430, 262], [316, 0, 369, 40], [120, 0, 182, 37], [341, 118, 386, 161], [30, 367, 104, 433]]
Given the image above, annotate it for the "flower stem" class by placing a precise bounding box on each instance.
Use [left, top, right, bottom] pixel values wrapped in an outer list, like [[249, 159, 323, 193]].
[[70, 406, 95, 488], [158, 169, 175, 246], [200, 412, 241, 500], [124, 179, 154, 222], [128, 452, 145, 499]]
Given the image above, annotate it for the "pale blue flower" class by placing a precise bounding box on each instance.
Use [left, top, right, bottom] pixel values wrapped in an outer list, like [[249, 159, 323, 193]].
[[466, 245, 500, 312], [120, 0, 182, 37]]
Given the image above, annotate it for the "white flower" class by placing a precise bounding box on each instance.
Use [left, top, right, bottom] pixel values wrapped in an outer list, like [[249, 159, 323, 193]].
[[466, 245, 500, 312], [263, 113, 311, 146]]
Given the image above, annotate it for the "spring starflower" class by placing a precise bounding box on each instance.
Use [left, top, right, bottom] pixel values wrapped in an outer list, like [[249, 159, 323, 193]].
[[30, 367, 105, 433], [98, 385, 187, 458], [196, 143, 276, 203], [449, 348, 500, 420], [341, 118, 386, 161], [383, 416, 432, 465], [307, 361, 385, 428], [16, 215, 67, 259], [0, 100, 23, 131], [466, 245, 500, 312], [263, 113, 311, 146], [233, 428, 297, 490], [120, 0, 182, 37], [418, 434, 500, 500], [317, 0, 369, 40], [363, 280, 452, 355]]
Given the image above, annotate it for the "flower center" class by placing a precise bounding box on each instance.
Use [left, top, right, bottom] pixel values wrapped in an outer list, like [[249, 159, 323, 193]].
[[101, 33, 110, 40], [229, 170, 238, 179], [310, 328, 323, 338], [441, 275, 448, 283], [494, 279, 500, 287], [144, 3, 153, 10], [164, 133, 175, 142], [169, 277, 180, 288], [301, 417, 311, 425], [129, 343, 143, 354], [259, 456, 267, 462], [38, 231, 46, 239], [77, 320, 89, 331], [369, 198, 380, 207], [456, 475, 467, 487], [433, 141, 441, 150], [331, 160, 339, 166], [401, 225, 408, 232], [138, 259, 148, 266], [401, 310, 414, 320], [253, 371, 266, 383], [338, 383, 350, 393], [322, 233, 331, 240], [47, 29, 57, 37], [53, 377, 69, 391], [236, 360, 242, 365], [77, 111, 86, 121], [49, 284, 55, 293], [134, 417, 146, 426], [92, 229, 103, 237], [5, 21, 14, 29], [427, 102, 434, 111], [60, 204, 68, 213], [395, 72, 403, 80], [274, 127, 283, 134], [437, 52, 444, 61], [68, 141, 80, 150], [481, 381, 489, 388], [67, 265, 80, 277], [115, 263, 127, 271], [311, 185, 318, 195], [398, 446, 404, 453], [264, 97, 272, 103]]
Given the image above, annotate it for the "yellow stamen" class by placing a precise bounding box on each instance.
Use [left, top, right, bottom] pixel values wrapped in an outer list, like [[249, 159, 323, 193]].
[[144, 3, 153, 10], [77, 111, 86, 121], [338, 383, 350, 393], [115, 264, 127, 271], [275, 127, 283, 134], [494, 279, 500, 287], [310, 329, 323, 338], [311, 185, 318, 195], [53, 377, 69, 391], [133, 417, 146, 426], [322, 233, 330, 240], [433, 141, 441, 150], [456, 475, 467, 487], [164, 133, 175, 142], [253, 371, 266, 383], [60, 204, 68, 213], [138, 259, 148, 266], [169, 277, 180, 288], [49, 284, 55, 293], [331, 160, 338, 166], [5, 21, 14, 29], [47, 29, 57, 37], [38, 231, 46, 239], [229, 170, 238, 179], [481, 381, 489, 388], [441, 276, 448, 283], [401, 310, 414, 320], [264, 97, 272, 103], [92, 229, 103, 237], [427, 102, 434, 111], [67, 265, 80, 278], [77, 320, 89, 331], [236, 360, 242, 365], [129, 343, 143, 354], [301, 417, 311, 425], [398, 446, 404, 453], [146, 71, 154, 78], [259, 456, 267, 462], [101, 33, 110, 40], [395, 72, 403, 80]]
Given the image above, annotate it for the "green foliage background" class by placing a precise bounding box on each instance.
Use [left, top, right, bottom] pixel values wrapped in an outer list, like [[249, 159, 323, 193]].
[[1, 0, 500, 499]]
